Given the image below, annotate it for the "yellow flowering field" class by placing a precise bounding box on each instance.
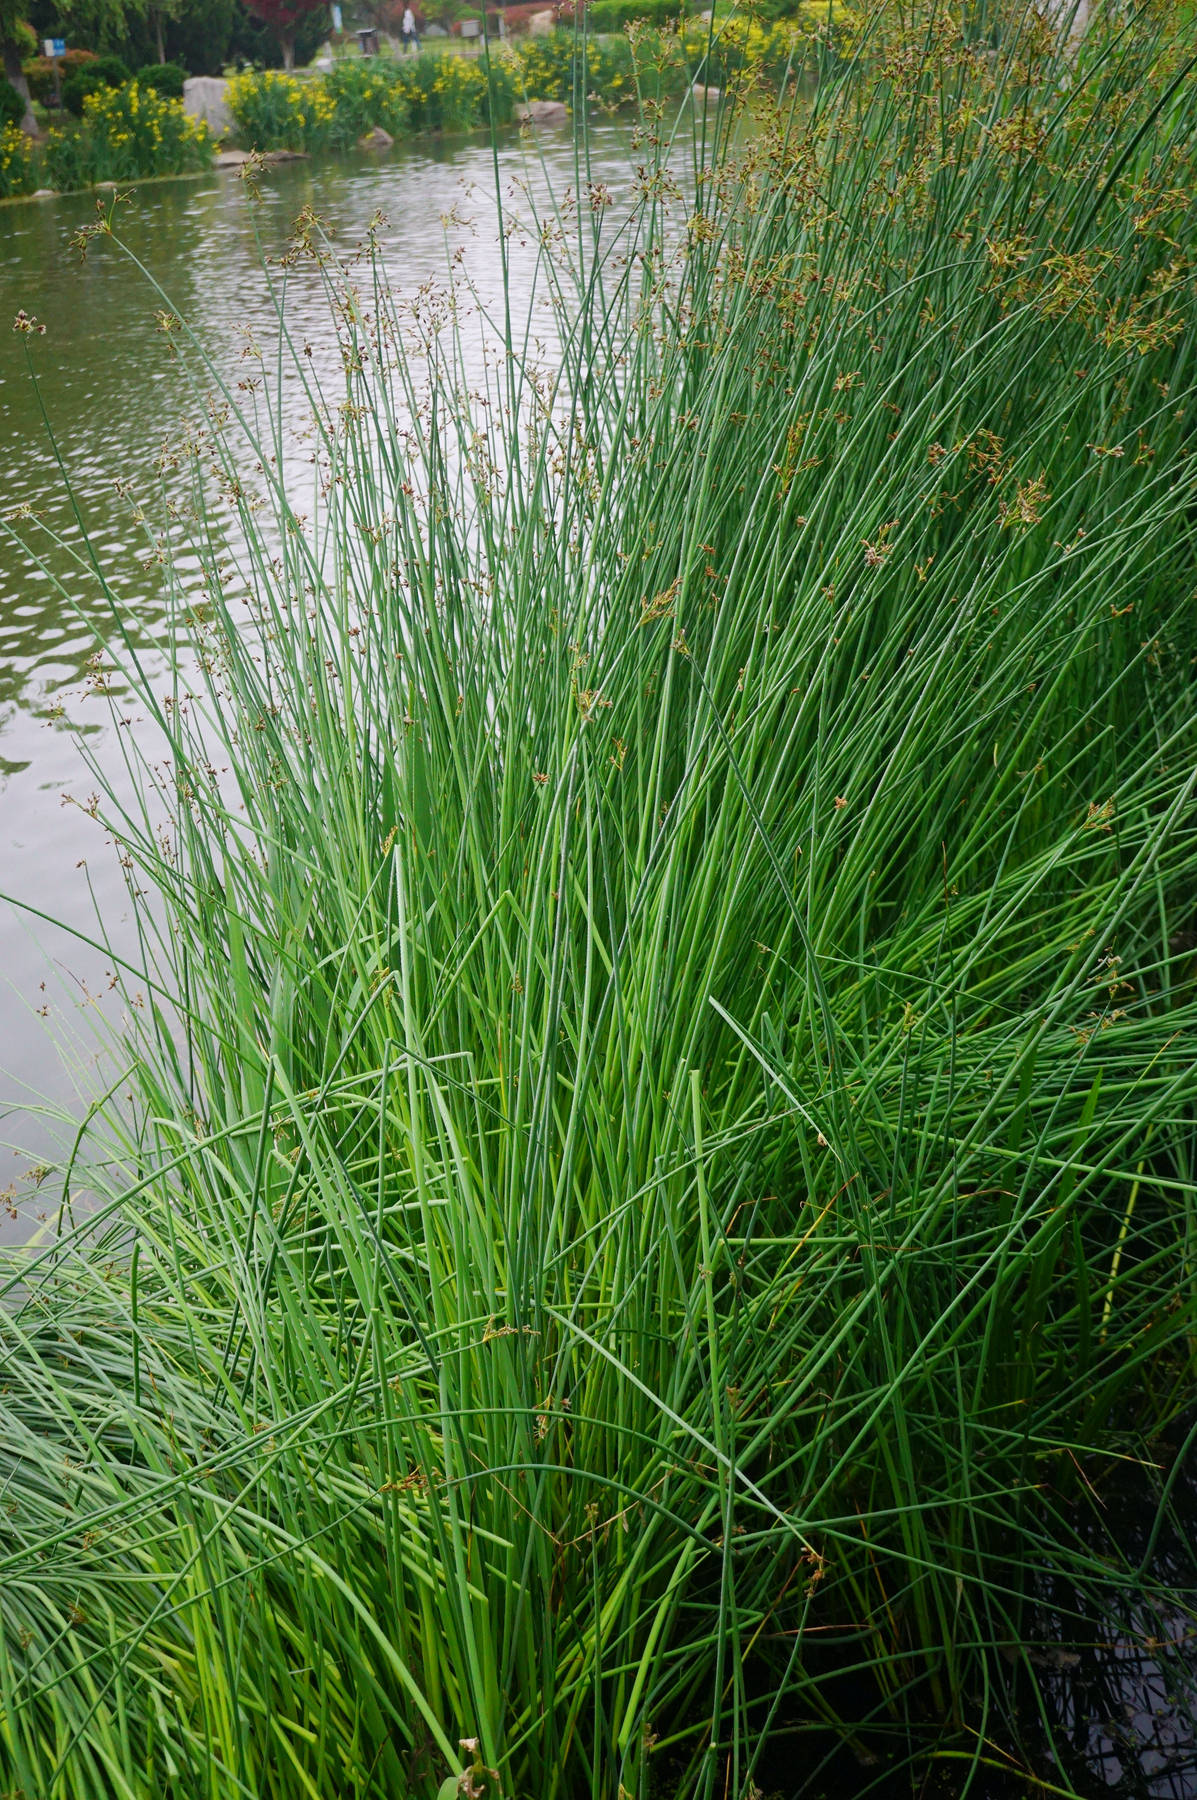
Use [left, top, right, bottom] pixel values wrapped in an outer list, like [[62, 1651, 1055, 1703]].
[[1, 85, 210, 199]]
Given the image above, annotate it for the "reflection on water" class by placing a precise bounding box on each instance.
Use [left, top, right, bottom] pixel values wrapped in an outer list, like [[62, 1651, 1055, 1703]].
[[0, 127, 635, 1222], [1029, 1434, 1197, 1800]]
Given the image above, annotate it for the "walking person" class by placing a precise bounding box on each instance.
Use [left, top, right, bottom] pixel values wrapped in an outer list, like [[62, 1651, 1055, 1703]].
[[401, 5, 420, 54]]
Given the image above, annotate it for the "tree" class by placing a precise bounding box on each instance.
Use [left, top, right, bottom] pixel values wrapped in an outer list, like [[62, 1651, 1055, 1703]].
[[4, 0, 165, 133], [351, 0, 402, 32], [17, 0, 324, 85], [145, 0, 181, 61], [78, 0, 237, 77], [165, 0, 238, 72], [241, 0, 325, 68], [1, 5, 39, 133]]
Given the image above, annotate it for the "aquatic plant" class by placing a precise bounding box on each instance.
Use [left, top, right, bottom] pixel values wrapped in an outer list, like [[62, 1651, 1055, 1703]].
[[223, 19, 842, 152], [0, 85, 210, 196], [2, 4, 1197, 1796], [226, 62, 340, 149], [77, 79, 212, 180], [321, 55, 415, 141], [0, 118, 34, 195]]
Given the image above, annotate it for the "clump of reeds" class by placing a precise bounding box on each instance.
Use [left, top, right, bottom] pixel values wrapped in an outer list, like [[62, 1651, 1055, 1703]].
[[3, 3, 1197, 1795]]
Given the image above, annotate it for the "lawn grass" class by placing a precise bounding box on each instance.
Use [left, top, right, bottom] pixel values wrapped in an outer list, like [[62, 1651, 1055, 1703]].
[[2, 4, 1197, 1796]]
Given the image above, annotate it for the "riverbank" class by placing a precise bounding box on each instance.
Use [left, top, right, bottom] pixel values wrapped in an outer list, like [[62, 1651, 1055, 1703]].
[[222, 18, 837, 148], [0, 80, 211, 199], [0, 14, 844, 201]]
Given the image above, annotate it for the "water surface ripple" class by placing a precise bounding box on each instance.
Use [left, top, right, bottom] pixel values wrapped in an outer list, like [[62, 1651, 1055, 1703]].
[[0, 129, 633, 1225]]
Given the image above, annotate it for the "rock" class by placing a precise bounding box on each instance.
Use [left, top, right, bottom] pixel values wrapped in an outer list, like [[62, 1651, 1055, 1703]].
[[690, 82, 721, 104], [1044, 0, 1091, 45], [184, 75, 232, 140], [517, 98, 569, 125], [30, 187, 56, 198], [213, 146, 308, 168], [527, 8, 555, 31], [423, 19, 449, 33], [358, 125, 394, 149]]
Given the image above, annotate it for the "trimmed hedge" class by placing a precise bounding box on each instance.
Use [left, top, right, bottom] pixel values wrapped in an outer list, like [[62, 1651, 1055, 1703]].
[[135, 61, 187, 99], [61, 54, 132, 117]]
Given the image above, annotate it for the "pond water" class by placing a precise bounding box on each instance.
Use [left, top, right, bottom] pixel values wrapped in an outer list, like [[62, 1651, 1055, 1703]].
[[0, 124, 639, 1233]]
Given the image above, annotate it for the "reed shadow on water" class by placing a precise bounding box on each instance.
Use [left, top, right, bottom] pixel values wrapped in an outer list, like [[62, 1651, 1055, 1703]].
[[2, 2, 1197, 1794]]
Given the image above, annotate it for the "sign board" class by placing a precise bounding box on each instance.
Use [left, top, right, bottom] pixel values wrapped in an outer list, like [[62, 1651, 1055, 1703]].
[[44, 38, 66, 56]]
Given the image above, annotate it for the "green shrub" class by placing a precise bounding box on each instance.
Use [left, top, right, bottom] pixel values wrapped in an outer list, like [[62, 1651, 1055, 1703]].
[[134, 60, 187, 99], [61, 53, 131, 117], [0, 78, 23, 130], [556, 0, 836, 25], [9, 15, 36, 57], [228, 55, 522, 148], [83, 51, 133, 88], [22, 47, 97, 105], [562, 0, 689, 29]]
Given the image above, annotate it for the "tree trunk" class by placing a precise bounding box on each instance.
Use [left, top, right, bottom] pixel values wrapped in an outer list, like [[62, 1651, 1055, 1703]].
[[2, 34, 40, 137], [281, 32, 295, 70], [155, 9, 166, 63]]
